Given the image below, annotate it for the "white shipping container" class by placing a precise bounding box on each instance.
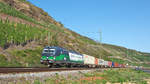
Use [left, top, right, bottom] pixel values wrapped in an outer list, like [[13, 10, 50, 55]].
[[104, 61, 108, 66], [98, 59, 104, 65], [83, 54, 95, 65]]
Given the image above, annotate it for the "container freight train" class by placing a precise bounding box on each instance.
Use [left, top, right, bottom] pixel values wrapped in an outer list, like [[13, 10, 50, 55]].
[[40, 46, 126, 68]]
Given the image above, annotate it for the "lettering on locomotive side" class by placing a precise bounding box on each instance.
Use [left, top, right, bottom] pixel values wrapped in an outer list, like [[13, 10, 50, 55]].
[[69, 52, 83, 61]]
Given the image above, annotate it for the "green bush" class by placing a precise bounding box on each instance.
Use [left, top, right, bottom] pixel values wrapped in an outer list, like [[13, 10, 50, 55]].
[[101, 69, 150, 83], [4, 47, 45, 67], [0, 54, 22, 67], [0, 54, 8, 66]]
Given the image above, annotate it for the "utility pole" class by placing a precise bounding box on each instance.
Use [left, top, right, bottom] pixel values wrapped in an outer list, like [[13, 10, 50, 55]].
[[99, 29, 102, 59], [126, 48, 128, 58], [99, 29, 102, 44]]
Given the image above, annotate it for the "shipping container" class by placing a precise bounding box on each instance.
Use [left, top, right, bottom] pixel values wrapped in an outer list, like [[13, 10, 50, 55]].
[[122, 64, 125, 68], [95, 58, 98, 65], [114, 62, 119, 67], [121, 64, 124, 68], [116, 63, 119, 67], [112, 62, 114, 67], [108, 61, 112, 67], [114, 62, 117, 67], [120, 64, 125, 68], [104, 61, 108, 67], [83, 54, 95, 65], [119, 64, 122, 68], [98, 59, 104, 66]]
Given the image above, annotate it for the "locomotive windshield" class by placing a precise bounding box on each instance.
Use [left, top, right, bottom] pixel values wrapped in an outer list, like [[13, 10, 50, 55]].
[[44, 49, 55, 53], [42, 48, 56, 56], [49, 49, 55, 55]]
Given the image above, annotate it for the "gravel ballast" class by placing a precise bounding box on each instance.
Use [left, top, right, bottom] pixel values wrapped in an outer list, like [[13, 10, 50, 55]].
[[0, 69, 99, 84]]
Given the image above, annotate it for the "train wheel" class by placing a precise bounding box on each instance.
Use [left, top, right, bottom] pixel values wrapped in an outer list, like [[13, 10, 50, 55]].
[[55, 64, 61, 68], [48, 64, 52, 68], [67, 64, 72, 68]]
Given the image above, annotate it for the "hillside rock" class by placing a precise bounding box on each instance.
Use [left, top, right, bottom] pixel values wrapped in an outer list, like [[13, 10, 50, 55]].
[[1, 0, 63, 27]]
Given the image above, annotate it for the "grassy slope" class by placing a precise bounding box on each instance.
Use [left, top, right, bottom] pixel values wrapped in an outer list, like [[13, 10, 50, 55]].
[[103, 44, 150, 67], [0, 46, 44, 67], [0, 1, 150, 67]]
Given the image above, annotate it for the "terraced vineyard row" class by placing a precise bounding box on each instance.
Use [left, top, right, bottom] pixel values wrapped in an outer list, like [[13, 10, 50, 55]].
[[0, 19, 48, 48]]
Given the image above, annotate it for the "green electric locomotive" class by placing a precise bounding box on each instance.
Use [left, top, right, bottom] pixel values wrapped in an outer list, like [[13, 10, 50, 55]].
[[40, 46, 84, 67]]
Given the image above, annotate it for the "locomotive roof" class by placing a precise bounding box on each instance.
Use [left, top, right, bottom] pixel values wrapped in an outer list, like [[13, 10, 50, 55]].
[[44, 46, 67, 51], [44, 46, 82, 55], [69, 50, 82, 55], [44, 46, 60, 49]]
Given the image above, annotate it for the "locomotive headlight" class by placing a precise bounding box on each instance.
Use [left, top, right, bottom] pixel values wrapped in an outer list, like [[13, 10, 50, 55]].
[[64, 57, 66, 60], [40, 60, 43, 62], [54, 57, 56, 60]]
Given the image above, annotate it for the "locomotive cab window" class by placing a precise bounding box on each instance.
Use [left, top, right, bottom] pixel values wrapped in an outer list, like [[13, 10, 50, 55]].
[[43, 49, 56, 55], [43, 49, 49, 53], [49, 49, 55, 53], [49, 49, 56, 55]]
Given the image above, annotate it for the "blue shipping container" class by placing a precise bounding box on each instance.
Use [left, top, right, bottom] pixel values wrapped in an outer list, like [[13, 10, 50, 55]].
[[112, 62, 114, 67]]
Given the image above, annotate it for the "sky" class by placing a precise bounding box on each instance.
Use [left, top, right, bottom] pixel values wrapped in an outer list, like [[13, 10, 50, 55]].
[[28, 0, 150, 53]]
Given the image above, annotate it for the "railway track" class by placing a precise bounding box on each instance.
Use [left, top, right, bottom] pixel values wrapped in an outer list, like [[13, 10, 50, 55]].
[[0, 67, 94, 74]]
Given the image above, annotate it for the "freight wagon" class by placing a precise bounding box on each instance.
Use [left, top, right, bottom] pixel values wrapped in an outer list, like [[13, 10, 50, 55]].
[[119, 64, 125, 68], [112, 62, 115, 67], [108, 61, 112, 67], [114, 62, 119, 68], [95, 58, 99, 67], [122, 64, 125, 68], [98, 59, 105, 67], [104, 61, 108, 67], [83, 54, 95, 67]]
